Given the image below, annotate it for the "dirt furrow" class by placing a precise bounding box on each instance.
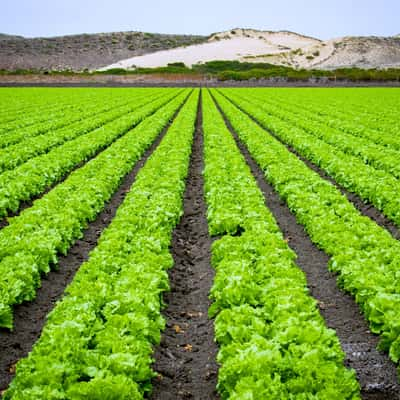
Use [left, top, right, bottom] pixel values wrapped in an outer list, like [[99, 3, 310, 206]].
[[213, 94, 400, 400], [0, 101, 186, 392], [150, 93, 219, 400]]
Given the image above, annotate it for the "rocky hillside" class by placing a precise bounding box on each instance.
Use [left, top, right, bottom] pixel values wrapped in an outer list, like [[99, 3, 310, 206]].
[[0, 31, 206, 71], [258, 35, 400, 69], [1, 29, 400, 72]]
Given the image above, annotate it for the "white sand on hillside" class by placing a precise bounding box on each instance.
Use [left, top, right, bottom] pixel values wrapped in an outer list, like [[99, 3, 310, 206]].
[[98, 28, 400, 71], [99, 37, 281, 70], [98, 29, 321, 70]]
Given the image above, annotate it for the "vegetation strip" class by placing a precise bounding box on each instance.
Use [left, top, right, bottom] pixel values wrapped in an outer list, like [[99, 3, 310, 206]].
[[0, 90, 163, 173], [203, 89, 359, 398], [211, 89, 400, 378], [0, 89, 181, 219], [3, 89, 199, 399], [0, 91, 110, 145], [221, 90, 400, 228], [150, 91, 219, 400], [0, 90, 100, 135], [229, 89, 400, 179], [218, 92, 400, 243], [212, 92, 400, 398], [0, 90, 189, 329], [257, 89, 400, 139], [0, 91, 177, 392]]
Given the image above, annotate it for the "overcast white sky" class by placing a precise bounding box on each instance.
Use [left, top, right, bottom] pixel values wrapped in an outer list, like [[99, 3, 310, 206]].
[[1, 0, 399, 39]]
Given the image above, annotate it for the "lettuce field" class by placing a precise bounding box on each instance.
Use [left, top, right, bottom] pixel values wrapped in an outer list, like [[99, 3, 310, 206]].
[[0, 87, 399, 399]]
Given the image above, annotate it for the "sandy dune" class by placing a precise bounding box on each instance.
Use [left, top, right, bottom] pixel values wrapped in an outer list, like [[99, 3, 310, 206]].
[[98, 29, 319, 70], [98, 28, 400, 71]]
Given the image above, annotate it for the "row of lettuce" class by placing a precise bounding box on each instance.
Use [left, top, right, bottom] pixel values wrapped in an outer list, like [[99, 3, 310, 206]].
[[0, 90, 147, 151], [0, 90, 168, 172], [250, 88, 399, 138], [0, 88, 154, 137], [212, 89, 400, 371], [4, 90, 199, 399], [202, 90, 360, 398], [0, 89, 96, 134], [219, 89, 400, 229], [0, 89, 189, 328], [4, 88, 399, 398], [0, 89, 182, 219], [229, 89, 400, 177]]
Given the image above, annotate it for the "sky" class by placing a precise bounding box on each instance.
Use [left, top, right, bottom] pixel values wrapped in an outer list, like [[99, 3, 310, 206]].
[[1, 0, 399, 39]]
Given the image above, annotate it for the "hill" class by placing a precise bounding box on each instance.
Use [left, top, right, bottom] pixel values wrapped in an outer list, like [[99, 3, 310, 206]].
[[0, 31, 206, 71], [1, 28, 400, 72], [100, 28, 400, 71]]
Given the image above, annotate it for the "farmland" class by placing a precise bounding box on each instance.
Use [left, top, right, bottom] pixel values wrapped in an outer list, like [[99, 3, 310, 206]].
[[0, 87, 399, 399]]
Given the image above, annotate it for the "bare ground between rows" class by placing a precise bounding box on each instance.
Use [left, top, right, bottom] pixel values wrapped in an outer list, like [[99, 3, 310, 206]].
[[150, 93, 219, 400], [0, 92, 182, 231], [0, 99, 187, 393], [212, 94, 400, 400], [1, 76, 400, 88]]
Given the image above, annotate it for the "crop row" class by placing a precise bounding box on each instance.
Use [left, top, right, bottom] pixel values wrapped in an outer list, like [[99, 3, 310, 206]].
[[228, 89, 400, 179], [0, 90, 104, 137], [220, 90, 400, 228], [4, 89, 199, 399], [212, 89, 400, 371], [203, 89, 360, 398], [0, 89, 144, 136], [0, 87, 88, 114], [0, 89, 166, 173], [0, 89, 98, 131], [0, 89, 189, 329], [253, 88, 400, 139], [0, 89, 162, 149], [0, 89, 182, 219]]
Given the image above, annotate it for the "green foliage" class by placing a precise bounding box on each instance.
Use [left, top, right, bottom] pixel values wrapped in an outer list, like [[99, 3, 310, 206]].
[[0, 89, 187, 328], [192, 60, 279, 73], [167, 62, 187, 68], [2, 60, 399, 82], [4, 90, 199, 398], [0, 90, 163, 172], [203, 90, 360, 399], [214, 87, 400, 373]]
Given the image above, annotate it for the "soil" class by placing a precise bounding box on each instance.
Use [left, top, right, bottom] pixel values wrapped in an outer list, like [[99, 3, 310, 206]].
[[212, 94, 400, 399], [1, 74, 400, 88], [150, 93, 219, 400], [0, 100, 186, 393]]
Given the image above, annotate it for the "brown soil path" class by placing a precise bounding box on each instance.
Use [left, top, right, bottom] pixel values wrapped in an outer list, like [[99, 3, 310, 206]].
[[150, 93, 219, 400]]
